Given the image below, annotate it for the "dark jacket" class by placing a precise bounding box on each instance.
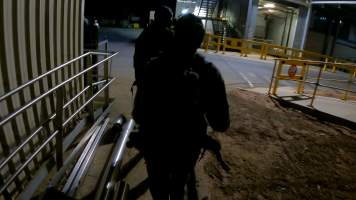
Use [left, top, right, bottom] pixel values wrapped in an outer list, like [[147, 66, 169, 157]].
[[133, 53, 229, 156], [133, 23, 173, 83]]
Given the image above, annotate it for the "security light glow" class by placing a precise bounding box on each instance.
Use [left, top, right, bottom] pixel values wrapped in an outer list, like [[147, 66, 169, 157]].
[[181, 8, 189, 14], [264, 3, 276, 8]]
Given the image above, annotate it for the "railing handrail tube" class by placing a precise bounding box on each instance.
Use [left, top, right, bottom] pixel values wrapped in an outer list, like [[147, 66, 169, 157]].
[[0, 52, 118, 127], [274, 58, 356, 68], [0, 51, 111, 102], [0, 78, 115, 193], [0, 126, 43, 170], [63, 78, 115, 127], [0, 130, 59, 194], [0, 52, 90, 102]]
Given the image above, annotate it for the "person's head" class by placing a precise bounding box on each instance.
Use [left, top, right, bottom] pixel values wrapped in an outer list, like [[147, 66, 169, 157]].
[[174, 14, 205, 57], [154, 6, 173, 27]]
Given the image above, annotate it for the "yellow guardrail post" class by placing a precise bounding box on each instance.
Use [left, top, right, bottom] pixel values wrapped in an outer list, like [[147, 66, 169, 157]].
[[342, 68, 355, 100], [323, 57, 329, 71], [259, 44, 265, 60], [222, 38, 226, 54], [263, 44, 266, 60], [204, 34, 211, 52], [272, 60, 284, 95], [268, 60, 278, 95], [332, 59, 337, 72], [297, 63, 307, 94], [216, 36, 221, 53]]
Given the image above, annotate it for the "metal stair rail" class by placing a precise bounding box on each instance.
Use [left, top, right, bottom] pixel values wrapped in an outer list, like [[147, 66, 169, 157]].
[[0, 50, 118, 199], [196, 0, 218, 18]]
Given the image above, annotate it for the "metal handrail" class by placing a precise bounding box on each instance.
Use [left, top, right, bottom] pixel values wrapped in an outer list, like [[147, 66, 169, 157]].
[[269, 58, 356, 106], [0, 78, 115, 194], [0, 78, 115, 170], [0, 50, 118, 196], [0, 52, 91, 102], [0, 52, 118, 127]]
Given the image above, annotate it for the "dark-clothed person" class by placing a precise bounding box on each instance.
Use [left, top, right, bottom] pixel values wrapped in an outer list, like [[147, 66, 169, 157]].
[[133, 14, 230, 200], [133, 6, 174, 85]]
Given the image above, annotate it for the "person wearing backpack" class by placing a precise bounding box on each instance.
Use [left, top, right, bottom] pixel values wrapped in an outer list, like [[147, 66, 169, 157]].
[[133, 6, 174, 87], [132, 13, 230, 200]]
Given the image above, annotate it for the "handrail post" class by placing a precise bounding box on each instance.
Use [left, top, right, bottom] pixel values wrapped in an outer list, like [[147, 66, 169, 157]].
[[272, 60, 284, 95], [104, 57, 110, 108], [259, 44, 265, 60], [297, 63, 307, 94], [332, 59, 337, 72], [323, 57, 328, 71], [86, 55, 95, 122], [54, 86, 64, 169], [342, 69, 354, 101], [204, 34, 210, 52], [309, 65, 323, 107]]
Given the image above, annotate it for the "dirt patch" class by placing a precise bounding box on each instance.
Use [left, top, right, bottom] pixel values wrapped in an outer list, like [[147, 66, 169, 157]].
[[196, 89, 356, 200]]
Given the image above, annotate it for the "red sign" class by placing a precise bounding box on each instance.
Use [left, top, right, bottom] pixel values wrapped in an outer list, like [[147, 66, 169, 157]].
[[288, 64, 297, 77]]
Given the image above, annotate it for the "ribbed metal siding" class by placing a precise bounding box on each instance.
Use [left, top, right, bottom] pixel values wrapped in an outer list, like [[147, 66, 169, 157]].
[[0, 0, 84, 197]]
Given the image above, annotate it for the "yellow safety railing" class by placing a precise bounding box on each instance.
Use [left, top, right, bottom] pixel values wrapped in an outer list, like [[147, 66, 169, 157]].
[[203, 33, 356, 76], [268, 58, 356, 106], [204, 34, 223, 53]]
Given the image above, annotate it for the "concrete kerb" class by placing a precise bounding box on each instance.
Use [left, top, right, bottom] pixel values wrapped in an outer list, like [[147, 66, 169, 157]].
[[271, 95, 356, 131]]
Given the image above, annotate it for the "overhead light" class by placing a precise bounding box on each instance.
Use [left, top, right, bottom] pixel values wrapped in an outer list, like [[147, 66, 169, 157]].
[[181, 8, 189, 14], [264, 3, 276, 8], [268, 9, 274, 13], [339, 20, 343, 24]]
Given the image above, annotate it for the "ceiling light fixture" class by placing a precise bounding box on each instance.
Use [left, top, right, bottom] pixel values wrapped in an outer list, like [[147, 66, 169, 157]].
[[181, 8, 189, 14], [264, 3, 276, 8]]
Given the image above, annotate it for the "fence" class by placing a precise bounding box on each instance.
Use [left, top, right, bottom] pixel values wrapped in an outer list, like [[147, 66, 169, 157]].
[[0, 50, 118, 199], [268, 58, 356, 106], [203, 33, 356, 75]]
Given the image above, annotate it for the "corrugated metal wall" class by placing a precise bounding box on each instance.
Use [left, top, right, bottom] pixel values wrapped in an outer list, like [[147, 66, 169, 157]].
[[0, 0, 84, 197]]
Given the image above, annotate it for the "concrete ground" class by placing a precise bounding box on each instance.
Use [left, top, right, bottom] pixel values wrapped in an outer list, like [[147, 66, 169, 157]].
[[80, 27, 356, 199]]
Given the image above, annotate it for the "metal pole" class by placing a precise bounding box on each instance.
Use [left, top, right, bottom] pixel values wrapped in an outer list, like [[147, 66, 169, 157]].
[[104, 55, 110, 108], [54, 86, 64, 169], [342, 68, 354, 100], [272, 61, 284, 95], [86, 55, 95, 123], [268, 60, 278, 95], [309, 65, 323, 107]]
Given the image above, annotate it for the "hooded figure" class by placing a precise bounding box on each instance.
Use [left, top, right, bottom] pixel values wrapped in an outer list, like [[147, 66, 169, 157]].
[[133, 6, 174, 86], [133, 13, 230, 200]]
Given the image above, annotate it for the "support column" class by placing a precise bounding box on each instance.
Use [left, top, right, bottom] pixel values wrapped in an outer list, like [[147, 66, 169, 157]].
[[293, 5, 312, 49], [244, 0, 259, 39]]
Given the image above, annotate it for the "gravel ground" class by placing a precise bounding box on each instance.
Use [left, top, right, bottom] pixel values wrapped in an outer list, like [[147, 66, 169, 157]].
[[195, 89, 356, 200]]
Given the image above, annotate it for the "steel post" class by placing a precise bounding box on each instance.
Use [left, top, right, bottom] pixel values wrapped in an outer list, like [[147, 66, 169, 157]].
[[54, 86, 64, 169], [342, 69, 354, 100], [309, 65, 323, 107], [86, 55, 95, 122]]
